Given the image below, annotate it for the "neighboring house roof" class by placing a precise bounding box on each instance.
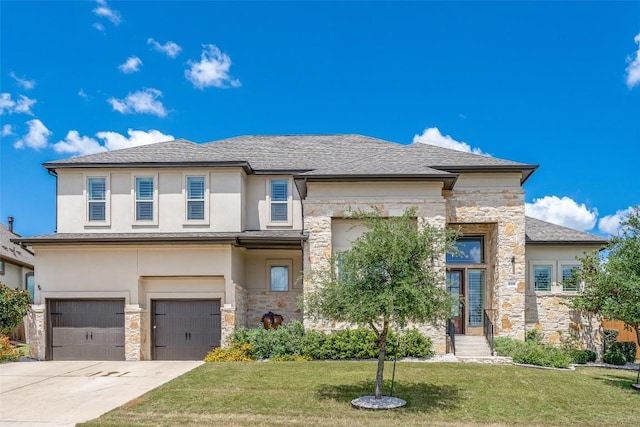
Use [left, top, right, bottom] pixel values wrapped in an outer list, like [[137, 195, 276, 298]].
[[15, 230, 308, 250], [525, 217, 608, 246], [0, 223, 34, 268], [43, 134, 537, 184]]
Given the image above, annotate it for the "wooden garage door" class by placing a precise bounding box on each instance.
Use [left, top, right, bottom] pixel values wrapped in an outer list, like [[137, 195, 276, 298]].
[[152, 300, 221, 360], [48, 299, 125, 361]]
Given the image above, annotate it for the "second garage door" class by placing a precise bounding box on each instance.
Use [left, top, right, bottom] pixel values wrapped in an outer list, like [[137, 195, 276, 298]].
[[152, 299, 221, 360]]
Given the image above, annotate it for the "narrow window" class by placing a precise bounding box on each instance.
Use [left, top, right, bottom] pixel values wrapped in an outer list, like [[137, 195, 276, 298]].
[[270, 266, 289, 291], [534, 265, 552, 291], [561, 265, 579, 292], [270, 179, 288, 222], [186, 176, 205, 220], [468, 269, 485, 326], [26, 272, 35, 302], [135, 177, 154, 221], [87, 177, 106, 221], [0, 260, 4, 275]]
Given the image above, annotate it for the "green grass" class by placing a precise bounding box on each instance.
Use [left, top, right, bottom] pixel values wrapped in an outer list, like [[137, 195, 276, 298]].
[[80, 362, 639, 427]]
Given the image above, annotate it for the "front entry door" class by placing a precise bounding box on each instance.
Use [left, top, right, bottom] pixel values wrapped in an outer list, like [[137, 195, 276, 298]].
[[446, 270, 465, 334]]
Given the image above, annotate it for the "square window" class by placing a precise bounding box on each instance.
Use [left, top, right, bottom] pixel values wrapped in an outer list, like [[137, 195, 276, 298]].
[[270, 266, 289, 291], [534, 265, 552, 291], [447, 237, 484, 264]]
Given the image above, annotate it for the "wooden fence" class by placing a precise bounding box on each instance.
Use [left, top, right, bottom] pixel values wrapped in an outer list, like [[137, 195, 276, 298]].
[[601, 320, 640, 358]]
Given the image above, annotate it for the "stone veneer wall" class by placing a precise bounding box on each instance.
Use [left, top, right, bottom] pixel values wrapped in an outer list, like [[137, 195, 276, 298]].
[[246, 288, 303, 329], [125, 305, 143, 361], [445, 188, 526, 340], [525, 292, 602, 353], [303, 200, 449, 353], [235, 284, 248, 329], [28, 304, 45, 360]]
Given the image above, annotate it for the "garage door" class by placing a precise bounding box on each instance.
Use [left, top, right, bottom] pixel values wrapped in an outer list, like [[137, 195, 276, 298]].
[[48, 299, 125, 361], [152, 300, 221, 360]]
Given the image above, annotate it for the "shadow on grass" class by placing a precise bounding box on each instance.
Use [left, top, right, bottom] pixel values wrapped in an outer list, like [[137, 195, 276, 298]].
[[316, 380, 461, 413], [593, 373, 638, 390]]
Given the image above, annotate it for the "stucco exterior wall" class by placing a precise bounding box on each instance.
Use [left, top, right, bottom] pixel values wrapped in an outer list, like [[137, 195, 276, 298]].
[[0, 261, 32, 290], [245, 176, 303, 231]]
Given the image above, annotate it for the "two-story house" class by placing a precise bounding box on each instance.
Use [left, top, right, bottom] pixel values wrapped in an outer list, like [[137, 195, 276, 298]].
[[17, 135, 606, 360]]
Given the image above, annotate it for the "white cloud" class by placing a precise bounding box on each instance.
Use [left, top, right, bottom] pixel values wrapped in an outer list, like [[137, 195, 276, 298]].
[[525, 195, 598, 232], [14, 119, 51, 150], [148, 38, 182, 58], [9, 72, 35, 90], [118, 56, 143, 74], [0, 93, 36, 115], [1, 124, 14, 136], [78, 89, 88, 99], [93, 0, 121, 25], [107, 88, 167, 117], [185, 44, 241, 89], [625, 33, 640, 89], [93, 23, 105, 32], [598, 207, 635, 235], [413, 127, 487, 155], [53, 129, 174, 156]]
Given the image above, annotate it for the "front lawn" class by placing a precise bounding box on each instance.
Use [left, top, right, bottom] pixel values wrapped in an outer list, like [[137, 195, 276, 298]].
[[80, 362, 638, 427]]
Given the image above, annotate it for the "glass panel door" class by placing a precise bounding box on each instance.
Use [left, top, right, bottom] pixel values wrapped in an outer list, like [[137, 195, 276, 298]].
[[468, 269, 485, 327], [446, 270, 464, 334]]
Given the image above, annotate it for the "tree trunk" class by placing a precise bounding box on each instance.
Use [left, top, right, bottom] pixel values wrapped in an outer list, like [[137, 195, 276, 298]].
[[374, 322, 388, 399]]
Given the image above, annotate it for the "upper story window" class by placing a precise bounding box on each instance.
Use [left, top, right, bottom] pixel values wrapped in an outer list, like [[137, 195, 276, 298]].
[[87, 176, 107, 222], [186, 176, 205, 220], [270, 179, 289, 223], [446, 236, 484, 264], [135, 176, 155, 222]]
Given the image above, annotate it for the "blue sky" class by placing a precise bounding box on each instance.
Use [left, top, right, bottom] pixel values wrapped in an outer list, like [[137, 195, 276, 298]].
[[1, 1, 639, 237]]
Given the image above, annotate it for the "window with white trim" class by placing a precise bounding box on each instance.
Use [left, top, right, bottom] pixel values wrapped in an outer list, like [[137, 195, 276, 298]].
[[87, 177, 107, 222], [186, 176, 205, 220], [270, 179, 289, 222], [135, 176, 155, 221], [267, 259, 293, 292], [533, 265, 552, 291], [561, 264, 580, 292]]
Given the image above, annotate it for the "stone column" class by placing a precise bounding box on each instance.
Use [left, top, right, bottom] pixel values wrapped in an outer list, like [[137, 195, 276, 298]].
[[125, 305, 143, 361], [221, 304, 235, 348], [27, 304, 46, 360]]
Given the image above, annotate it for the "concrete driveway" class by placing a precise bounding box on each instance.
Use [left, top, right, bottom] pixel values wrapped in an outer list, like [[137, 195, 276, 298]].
[[0, 360, 202, 426]]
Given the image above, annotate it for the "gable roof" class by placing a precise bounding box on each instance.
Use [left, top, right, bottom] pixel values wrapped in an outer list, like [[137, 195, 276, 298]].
[[0, 223, 34, 268], [525, 216, 608, 246], [43, 134, 537, 185]]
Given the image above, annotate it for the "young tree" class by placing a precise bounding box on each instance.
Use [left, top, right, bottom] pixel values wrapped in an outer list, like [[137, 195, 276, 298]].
[[305, 208, 456, 400], [571, 206, 640, 369], [0, 283, 31, 337]]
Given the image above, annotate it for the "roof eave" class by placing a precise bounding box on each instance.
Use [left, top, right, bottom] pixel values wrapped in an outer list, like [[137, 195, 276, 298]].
[[525, 240, 608, 247], [43, 161, 254, 174], [432, 165, 539, 185], [300, 174, 458, 190]]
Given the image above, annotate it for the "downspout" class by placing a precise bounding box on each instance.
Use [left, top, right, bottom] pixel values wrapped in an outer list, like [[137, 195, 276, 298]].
[[47, 169, 58, 232]]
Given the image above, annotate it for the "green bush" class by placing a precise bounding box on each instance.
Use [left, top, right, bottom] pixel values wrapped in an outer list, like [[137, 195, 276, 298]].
[[584, 349, 597, 362], [230, 321, 306, 359], [602, 351, 627, 366], [569, 349, 592, 364], [512, 342, 573, 368], [303, 328, 378, 360], [494, 337, 526, 357], [397, 328, 434, 358], [610, 342, 637, 363], [525, 329, 543, 344], [602, 329, 619, 354], [0, 284, 30, 337]]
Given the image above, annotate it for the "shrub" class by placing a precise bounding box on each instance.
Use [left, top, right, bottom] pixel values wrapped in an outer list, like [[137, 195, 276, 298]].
[[204, 343, 254, 362], [272, 354, 312, 362], [584, 349, 597, 362], [602, 329, 619, 354], [230, 321, 306, 359], [525, 329, 543, 344], [0, 283, 30, 337], [569, 349, 592, 364], [602, 351, 627, 366], [494, 337, 526, 357], [0, 336, 21, 362], [512, 342, 573, 368], [397, 328, 434, 358], [610, 341, 637, 363]]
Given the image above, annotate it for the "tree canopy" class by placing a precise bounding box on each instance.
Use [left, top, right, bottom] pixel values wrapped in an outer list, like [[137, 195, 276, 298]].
[[572, 206, 640, 351], [305, 207, 456, 399]]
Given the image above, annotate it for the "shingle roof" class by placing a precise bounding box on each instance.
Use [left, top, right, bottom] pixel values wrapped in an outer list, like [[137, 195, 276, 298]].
[[525, 217, 608, 246], [14, 230, 307, 250], [43, 134, 537, 183], [1, 223, 34, 268]]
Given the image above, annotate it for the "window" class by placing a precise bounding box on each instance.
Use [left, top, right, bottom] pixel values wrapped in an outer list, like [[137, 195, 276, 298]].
[[468, 269, 485, 326], [446, 236, 484, 264], [534, 265, 552, 291], [0, 260, 4, 275], [270, 179, 288, 222], [186, 176, 205, 220], [87, 177, 106, 221], [270, 266, 289, 291], [26, 272, 34, 302], [135, 177, 155, 221], [561, 265, 579, 292]]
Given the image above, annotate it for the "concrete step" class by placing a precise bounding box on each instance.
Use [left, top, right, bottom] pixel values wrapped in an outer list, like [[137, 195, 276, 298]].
[[453, 335, 493, 357]]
